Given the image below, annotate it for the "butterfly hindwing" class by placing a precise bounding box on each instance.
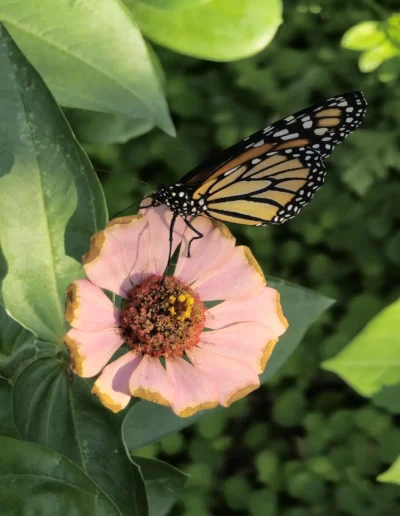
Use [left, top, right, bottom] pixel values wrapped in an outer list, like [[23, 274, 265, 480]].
[[196, 147, 326, 226], [181, 91, 366, 188]]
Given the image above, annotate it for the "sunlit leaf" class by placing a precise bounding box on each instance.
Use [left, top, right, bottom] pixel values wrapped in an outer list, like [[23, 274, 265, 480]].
[[137, 0, 211, 9], [0, 25, 107, 344], [341, 21, 384, 51], [126, 0, 282, 61], [359, 42, 399, 73], [378, 455, 400, 485], [322, 298, 400, 397], [0, 0, 173, 134]]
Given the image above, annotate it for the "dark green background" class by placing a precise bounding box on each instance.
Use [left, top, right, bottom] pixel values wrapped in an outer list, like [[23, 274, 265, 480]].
[[82, 1, 400, 514]]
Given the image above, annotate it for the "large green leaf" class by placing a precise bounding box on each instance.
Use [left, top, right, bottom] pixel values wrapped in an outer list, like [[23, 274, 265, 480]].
[[0, 437, 121, 515], [0, 304, 38, 380], [66, 109, 154, 145], [123, 402, 201, 451], [322, 298, 400, 397], [378, 455, 400, 486], [122, 279, 333, 449], [137, 0, 211, 9], [0, 380, 18, 438], [0, 1, 173, 134], [126, 0, 282, 61], [260, 278, 333, 382], [0, 25, 107, 344], [133, 457, 190, 516], [13, 358, 148, 516]]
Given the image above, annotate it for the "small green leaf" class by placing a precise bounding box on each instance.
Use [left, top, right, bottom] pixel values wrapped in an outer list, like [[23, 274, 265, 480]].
[[378, 455, 400, 485], [322, 298, 400, 397], [123, 280, 332, 448], [126, 0, 282, 61], [260, 278, 334, 383], [0, 25, 107, 344], [13, 358, 148, 516], [341, 21, 384, 51], [133, 457, 190, 516], [0, 0, 173, 134], [66, 109, 154, 145], [0, 437, 121, 515], [359, 42, 399, 72]]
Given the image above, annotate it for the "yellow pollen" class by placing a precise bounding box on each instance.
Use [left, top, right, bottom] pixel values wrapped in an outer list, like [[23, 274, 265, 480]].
[[178, 294, 187, 303], [169, 295, 176, 303], [169, 307, 176, 315], [187, 296, 195, 306]]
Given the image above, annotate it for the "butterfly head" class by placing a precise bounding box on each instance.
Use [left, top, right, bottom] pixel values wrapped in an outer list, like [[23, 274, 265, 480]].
[[149, 183, 197, 216]]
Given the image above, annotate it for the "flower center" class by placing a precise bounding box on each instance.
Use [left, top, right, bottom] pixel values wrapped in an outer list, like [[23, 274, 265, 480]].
[[120, 274, 206, 358]]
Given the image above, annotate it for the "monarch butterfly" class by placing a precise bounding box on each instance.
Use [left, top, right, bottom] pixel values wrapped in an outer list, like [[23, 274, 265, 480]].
[[142, 92, 367, 266]]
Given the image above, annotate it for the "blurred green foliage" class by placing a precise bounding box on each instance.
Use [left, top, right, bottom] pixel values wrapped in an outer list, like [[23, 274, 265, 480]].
[[84, 0, 400, 513]]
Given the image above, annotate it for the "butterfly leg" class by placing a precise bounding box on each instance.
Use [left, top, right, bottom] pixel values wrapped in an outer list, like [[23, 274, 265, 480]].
[[183, 218, 204, 258], [162, 213, 178, 281]]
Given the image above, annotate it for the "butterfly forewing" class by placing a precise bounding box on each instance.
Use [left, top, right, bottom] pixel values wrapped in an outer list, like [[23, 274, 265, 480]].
[[181, 91, 366, 189]]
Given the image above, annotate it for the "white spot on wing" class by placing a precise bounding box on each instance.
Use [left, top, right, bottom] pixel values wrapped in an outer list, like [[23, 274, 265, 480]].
[[273, 129, 289, 137]]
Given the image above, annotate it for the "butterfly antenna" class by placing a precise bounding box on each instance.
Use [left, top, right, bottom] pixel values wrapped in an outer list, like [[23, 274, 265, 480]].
[[94, 167, 152, 187]]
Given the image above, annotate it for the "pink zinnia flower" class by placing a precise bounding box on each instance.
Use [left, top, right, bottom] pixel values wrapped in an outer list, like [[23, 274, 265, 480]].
[[64, 207, 288, 417]]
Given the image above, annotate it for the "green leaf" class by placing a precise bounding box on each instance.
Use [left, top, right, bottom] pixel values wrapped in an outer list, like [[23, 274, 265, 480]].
[[378, 455, 400, 485], [13, 358, 148, 516], [322, 298, 400, 397], [123, 280, 332, 449], [137, 0, 211, 9], [373, 382, 400, 414], [0, 25, 107, 344], [260, 278, 334, 383], [359, 42, 400, 72], [0, 437, 121, 515], [123, 401, 201, 451], [133, 457, 190, 516], [341, 21, 384, 51], [0, 304, 39, 380], [66, 109, 154, 145], [0, 1, 173, 134], [126, 0, 282, 61], [0, 380, 18, 438]]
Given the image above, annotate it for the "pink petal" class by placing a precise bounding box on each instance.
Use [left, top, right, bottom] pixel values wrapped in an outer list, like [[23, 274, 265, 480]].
[[193, 246, 266, 301], [146, 206, 186, 276], [206, 287, 288, 336], [64, 327, 124, 377], [92, 351, 142, 413], [83, 215, 149, 297], [129, 354, 173, 407], [166, 357, 219, 417], [65, 279, 120, 331], [199, 322, 279, 374], [188, 346, 260, 407], [175, 217, 236, 285]]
